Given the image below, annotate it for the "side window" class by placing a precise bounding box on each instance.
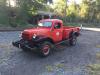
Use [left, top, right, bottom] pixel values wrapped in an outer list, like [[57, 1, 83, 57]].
[[54, 23, 61, 29]]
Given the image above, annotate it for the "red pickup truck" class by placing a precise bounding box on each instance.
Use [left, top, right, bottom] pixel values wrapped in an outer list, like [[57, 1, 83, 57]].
[[12, 19, 80, 57]]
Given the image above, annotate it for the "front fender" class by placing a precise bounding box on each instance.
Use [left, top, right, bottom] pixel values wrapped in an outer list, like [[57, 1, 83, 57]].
[[32, 35, 54, 44]]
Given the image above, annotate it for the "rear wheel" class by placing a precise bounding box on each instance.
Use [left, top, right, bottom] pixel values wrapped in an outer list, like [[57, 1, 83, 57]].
[[39, 41, 52, 57], [69, 35, 77, 46]]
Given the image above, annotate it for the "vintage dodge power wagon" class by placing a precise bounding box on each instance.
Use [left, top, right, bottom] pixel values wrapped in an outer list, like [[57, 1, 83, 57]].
[[12, 19, 80, 57]]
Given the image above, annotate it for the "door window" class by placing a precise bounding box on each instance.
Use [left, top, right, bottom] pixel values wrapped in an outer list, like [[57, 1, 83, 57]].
[[54, 23, 61, 29]]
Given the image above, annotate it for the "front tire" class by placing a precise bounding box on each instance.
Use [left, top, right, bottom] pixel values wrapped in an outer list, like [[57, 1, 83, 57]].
[[39, 41, 52, 57]]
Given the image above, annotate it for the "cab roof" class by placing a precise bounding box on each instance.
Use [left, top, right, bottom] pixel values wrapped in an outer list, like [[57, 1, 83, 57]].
[[40, 19, 63, 23]]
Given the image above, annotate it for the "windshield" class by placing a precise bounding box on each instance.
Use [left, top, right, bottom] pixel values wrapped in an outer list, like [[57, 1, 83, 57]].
[[38, 21, 52, 27]]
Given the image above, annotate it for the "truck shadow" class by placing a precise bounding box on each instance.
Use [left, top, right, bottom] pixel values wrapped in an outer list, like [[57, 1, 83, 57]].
[[14, 43, 70, 60], [20, 42, 72, 57]]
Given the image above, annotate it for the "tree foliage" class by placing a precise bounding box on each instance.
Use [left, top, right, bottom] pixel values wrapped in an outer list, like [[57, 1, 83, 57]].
[[0, 0, 9, 25], [67, 1, 79, 21], [53, 0, 67, 16], [0, 0, 46, 26], [0, 0, 100, 27], [53, 0, 100, 23]]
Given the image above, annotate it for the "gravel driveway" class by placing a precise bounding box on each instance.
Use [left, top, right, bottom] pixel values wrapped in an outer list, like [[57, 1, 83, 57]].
[[0, 30, 100, 75]]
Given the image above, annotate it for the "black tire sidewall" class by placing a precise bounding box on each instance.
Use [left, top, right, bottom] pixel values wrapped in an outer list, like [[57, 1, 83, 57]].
[[69, 35, 77, 46], [39, 41, 52, 57]]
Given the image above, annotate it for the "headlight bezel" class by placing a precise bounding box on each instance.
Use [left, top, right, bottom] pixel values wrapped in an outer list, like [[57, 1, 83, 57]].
[[32, 34, 37, 39]]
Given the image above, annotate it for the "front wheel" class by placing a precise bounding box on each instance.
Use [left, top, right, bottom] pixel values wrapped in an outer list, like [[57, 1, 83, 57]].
[[69, 35, 77, 46], [39, 41, 52, 57]]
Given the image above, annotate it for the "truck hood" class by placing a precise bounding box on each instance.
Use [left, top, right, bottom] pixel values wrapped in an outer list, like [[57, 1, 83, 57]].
[[22, 27, 50, 40]]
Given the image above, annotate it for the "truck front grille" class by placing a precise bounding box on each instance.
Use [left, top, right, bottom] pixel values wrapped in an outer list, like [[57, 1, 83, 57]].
[[22, 33, 30, 40]]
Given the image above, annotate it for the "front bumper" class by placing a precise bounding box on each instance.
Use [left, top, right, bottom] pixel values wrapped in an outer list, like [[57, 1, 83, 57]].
[[12, 39, 37, 50]]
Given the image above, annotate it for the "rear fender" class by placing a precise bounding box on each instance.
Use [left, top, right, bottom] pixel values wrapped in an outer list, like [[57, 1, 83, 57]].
[[69, 31, 79, 38]]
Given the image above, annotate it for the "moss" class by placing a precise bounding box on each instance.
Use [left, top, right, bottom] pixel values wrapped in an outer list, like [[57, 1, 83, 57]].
[[45, 65, 53, 72], [96, 52, 100, 59], [55, 63, 64, 68], [87, 64, 100, 75]]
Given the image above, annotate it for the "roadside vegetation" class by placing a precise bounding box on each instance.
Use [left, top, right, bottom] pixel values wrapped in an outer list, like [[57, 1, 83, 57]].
[[87, 64, 100, 75], [87, 52, 100, 75], [0, 0, 100, 28]]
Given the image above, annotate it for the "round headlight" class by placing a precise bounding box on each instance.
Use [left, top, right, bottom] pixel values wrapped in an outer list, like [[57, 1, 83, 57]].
[[33, 34, 37, 39]]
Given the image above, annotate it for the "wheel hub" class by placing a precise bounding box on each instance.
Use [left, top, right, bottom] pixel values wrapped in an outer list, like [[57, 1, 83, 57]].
[[42, 45, 50, 55]]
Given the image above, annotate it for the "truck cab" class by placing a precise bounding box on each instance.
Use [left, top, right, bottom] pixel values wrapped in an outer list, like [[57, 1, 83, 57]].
[[38, 19, 64, 43]]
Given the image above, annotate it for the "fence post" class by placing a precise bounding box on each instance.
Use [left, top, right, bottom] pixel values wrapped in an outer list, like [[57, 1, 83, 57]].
[[80, 24, 83, 31]]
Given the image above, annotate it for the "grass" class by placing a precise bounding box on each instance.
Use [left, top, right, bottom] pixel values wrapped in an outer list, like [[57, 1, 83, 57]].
[[45, 63, 65, 72], [45, 65, 53, 72], [65, 23, 81, 27], [87, 64, 100, 75], [87, 52, 100, 75], [96, 52, 100, 59]]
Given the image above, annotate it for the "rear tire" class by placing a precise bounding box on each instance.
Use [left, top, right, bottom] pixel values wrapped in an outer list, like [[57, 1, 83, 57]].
[[38, 41, 52, 57], [69, 35, 77, 46]]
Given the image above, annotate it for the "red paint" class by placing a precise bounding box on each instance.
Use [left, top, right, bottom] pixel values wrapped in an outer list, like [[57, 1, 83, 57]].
[[22, 19, 80, 43]]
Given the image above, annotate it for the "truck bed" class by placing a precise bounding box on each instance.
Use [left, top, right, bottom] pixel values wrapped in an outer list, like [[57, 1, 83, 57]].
[[63, 26, 79, 29], [62, 26, 80, 40]]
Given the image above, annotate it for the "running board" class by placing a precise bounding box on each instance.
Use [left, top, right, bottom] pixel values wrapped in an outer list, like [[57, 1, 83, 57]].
[[55, 39, 69, 46]]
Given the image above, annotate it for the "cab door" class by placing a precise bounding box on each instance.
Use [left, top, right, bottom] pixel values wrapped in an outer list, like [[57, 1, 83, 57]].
[[51, 22, 63, 42]]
